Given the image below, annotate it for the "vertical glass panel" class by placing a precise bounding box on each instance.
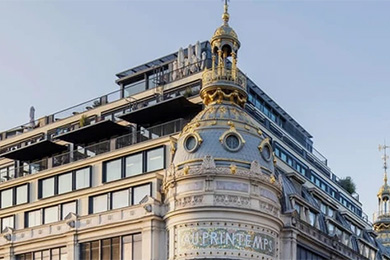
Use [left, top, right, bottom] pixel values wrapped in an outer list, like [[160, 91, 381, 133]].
[[41, 177, 55, 198], [146, 147, 164, 172], [1, 215, 14, 231], [34, 252, 42, 260], [44, 205, 59, 224], [62, 201, 77, 220], [60, 247, 68, 260], [28, 210, 41, 227], [112, 190, 129, 210], [1, 188, 13, 208], [91, 241, 99, 260], [58, 172, 72, 194], [102, 239, 111, 260], [42, 250, 49, 260], [81, 243, 90, 260], [133, 234, 142, 260], [51, 248, 60, 260], [309, 211, 316, 226], [93, 194, 108, 213], [125, 154, 143, 177], [16, 184, 28, 205], [105, 159, 122, 182], [25, 253, 32, 260], [112, 237, 120, 260], [133, 184, 151, 205], [75, 168, 90, 190], [122, 235, 133, 260]]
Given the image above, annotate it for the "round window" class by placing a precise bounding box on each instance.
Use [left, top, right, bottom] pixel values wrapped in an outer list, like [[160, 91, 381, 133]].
[[261, 144, 272, 162], [224, 134, 241, 152], [184, 135, 198, 152]]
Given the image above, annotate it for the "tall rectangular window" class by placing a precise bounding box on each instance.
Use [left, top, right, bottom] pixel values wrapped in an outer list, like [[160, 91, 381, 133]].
[[27, 209, 41, 228], [1, 215, 14, 231], [133, 184, 151, 205], [122, 235, 133, 260], [58, 172, 72, 194], [44, 206, 59, 224], [112, 189, 129, 210], [92, 194, 108, 213], [16, 184, 28, 205], [104, 159, 122, 182], [146, 147, 164, 172], [133, 234, 142, 260], [75, 167, 90, 190], [62, 201, 77, 220], [1, 188, 13, 208], [101, 239, 111, 260], [125, 153, 143, 177], [41, 177, 55, 198]]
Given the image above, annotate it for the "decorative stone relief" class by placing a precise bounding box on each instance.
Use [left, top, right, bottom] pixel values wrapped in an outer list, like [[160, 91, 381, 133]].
[[214, 195, 250, 207], [175, 195, 204, 208]]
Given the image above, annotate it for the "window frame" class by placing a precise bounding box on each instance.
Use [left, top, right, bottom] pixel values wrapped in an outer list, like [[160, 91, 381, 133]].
[[25, 209, 42, 228], [1, 214, 15, 231]]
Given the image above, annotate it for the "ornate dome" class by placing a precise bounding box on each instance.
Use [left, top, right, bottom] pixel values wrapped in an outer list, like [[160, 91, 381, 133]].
[[378, 176, 390, 198], [211, 24, 240, 48]]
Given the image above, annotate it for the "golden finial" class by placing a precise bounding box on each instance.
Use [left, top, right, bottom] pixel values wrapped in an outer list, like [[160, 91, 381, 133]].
[[222, 0, 230, 24]]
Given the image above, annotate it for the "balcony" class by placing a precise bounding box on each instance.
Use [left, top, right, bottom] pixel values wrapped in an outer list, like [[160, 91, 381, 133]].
[[202, 68, 247, 90], [373, 211, 390, 223], [0, 118, 187, 183]]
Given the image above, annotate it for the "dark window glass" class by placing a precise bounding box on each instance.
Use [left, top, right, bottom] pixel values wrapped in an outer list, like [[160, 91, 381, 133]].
[[91, 241, 99, 260], [133, 184, 151, 205], [146, 147, 164, 172], [81, 243, 91, 260], [125, 154, 142, 177], [101, 239, 111, 260], [16, 184, 28, 205], [112, 237, 120, 260], [1, 188, 13, 208], [75, 168, 90, 190], [105, 159, 122, 182], [58, 172, 72, 194]]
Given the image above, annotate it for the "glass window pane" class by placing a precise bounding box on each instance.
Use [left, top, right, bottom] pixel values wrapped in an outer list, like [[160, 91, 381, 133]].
[[42, 250, 50, 260], [28, 210, 41, 227], [133, 234, 142, 260], [51, 248, 60, 260], [34, 252, 42, 260], [16, 184, 28, 205], [112, 237, 120, 260], [102, 239, 111, 260], [112, 190, 129, 209], [105, 159, 122, 182], [133, 184, 150, 205], [93, 194, 108, 213], [62, 201, 77, 220], [75, 168, 90, 190], [60, 247, 68, 260], [146, 147, 164, 172], [81, 243, 90, 260], [125, 154, 143, 177], [58, 173, 72, 194], [122, 236, 133, 260], [44, 206, 59, 224], [41, 177, 55, 198], [1, 188, 13, 208], [91, 241, 99, 260], [1, 215, 14, 231]]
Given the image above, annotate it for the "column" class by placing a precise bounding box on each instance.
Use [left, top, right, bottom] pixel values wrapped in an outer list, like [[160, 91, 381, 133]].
[[280, 229, 298, 260]]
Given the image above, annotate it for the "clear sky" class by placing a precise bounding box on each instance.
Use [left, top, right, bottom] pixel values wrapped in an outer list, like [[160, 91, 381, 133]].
[[1, 0, 390, 221]]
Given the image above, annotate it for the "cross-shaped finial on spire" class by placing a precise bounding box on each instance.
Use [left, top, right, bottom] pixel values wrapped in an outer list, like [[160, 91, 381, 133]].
[[379, 142, 390, 183]]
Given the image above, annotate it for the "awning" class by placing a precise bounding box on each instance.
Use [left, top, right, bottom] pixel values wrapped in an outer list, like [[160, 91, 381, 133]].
[[55, 120, 130, 145], [119, 96, 202, 127], [1, 140, 67, 161]]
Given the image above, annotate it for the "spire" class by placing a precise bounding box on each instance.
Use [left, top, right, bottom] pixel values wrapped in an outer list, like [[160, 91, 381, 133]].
[[379, 143, 389, 185], [222, 0, 230, 24]]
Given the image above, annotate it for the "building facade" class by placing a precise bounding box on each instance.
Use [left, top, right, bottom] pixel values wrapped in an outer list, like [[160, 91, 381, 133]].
[[0, 3, 388, 260]]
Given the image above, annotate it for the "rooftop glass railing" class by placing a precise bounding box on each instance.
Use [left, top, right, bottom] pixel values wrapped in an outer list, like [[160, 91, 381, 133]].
[[0, 118, 187, 183]]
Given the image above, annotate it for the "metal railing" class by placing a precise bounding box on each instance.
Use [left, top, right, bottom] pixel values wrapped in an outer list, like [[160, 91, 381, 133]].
[[202, 68, 247, 89], [1, 118, 187, 182]]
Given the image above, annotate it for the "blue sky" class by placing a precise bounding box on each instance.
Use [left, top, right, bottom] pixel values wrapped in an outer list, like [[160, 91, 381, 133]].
[[1, 0, 390, 220]]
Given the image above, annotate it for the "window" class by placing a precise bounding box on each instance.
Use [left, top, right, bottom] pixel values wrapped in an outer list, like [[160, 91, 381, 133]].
[[81, 234, 141, 260], [16, 247, 67, 260], [133, 184, 151, 205], [125, 153, 143, 177], [92, 194, 108, 214], [58, 172, 72, 194], [320, 203, 327, 215], [75, 168, 90, 190], [1, 215, 14, 231], [146, 147, 164, 172], [308, 211, 316, 226], [16, 184, 28, 205], [328, 223, 335, 235], [27, 209, 41, 228], [1, 188, 13, 208], [112, 190, 129, 210], [41, 177, 55, 198], [61, 201, 77, 220], [44, 206, 59, 224], [105, 159, 122, 182]]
